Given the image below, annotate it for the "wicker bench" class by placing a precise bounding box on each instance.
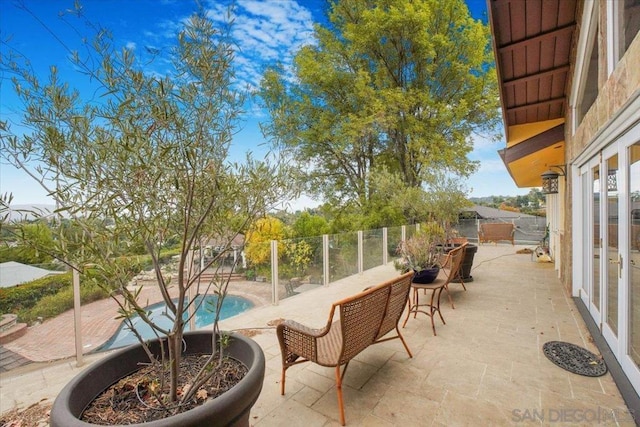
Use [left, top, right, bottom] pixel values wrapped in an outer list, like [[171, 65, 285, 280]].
[[276, 272, 414, 425], [478, 222, 515, 245]]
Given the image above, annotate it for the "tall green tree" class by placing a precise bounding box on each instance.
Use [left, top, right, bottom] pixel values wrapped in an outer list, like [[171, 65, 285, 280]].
[[259, 0, 499, 214], [291, 211, 330, 238], [1, 5, 293, 407]]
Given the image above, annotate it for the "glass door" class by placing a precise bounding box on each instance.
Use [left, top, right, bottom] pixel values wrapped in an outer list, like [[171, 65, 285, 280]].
[[603, 150, 620, 346], [575, 120, 640, 396], [627, 143, 640, 378], [591, 163, 603, 320], [579, 170, 591, 307]]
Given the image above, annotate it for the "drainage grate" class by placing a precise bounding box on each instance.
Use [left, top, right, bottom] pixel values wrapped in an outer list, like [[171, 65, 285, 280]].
[[542, 341, 607, 377]]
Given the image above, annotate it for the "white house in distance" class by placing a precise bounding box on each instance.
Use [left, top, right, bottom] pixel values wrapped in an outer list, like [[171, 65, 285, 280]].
[[0, 261, 64, 288]]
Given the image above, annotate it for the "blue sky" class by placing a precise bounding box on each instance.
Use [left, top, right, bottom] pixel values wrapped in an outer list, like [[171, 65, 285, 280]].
[[0, 0, 529, 210]]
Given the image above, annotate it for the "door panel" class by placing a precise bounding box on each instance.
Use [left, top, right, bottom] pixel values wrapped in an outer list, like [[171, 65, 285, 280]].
[[592, 164, 602, 317], [606, 154, 619, 337], [580, 170, 591, 306], [629, 143, 640, 367]]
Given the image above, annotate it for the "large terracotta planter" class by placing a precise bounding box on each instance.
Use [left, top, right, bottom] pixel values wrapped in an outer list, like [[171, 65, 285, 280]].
[[50, 331, 265, 427]]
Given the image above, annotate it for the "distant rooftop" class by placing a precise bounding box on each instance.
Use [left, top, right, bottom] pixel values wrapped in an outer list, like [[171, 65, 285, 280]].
[[463, 204, 538, 219], [0, 261, 64, 288]]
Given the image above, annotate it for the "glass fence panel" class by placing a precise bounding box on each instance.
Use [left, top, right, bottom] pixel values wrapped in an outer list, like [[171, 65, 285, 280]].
[[243, 240, 272, 283], [329, 231, 358, 283], [455, 219, 479, 242], [387, 226, 403, 260], [406, 224, 418, 239], [363, 228, 384, 271], [278, 236, 324, 299], [261, 217, 548, 304], [240, 240, 272, 303], [512, 217, 546, 244]]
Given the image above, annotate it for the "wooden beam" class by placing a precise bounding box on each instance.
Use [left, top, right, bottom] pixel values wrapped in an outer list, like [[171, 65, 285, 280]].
[[506, 97, 565, 114], [504, 124, 565, 164], [503, 65, 570, 87], [498, 24, 576, 53]]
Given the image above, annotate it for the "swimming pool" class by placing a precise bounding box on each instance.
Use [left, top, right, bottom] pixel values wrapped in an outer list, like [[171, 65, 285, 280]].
[[99, 294, 254, 350]]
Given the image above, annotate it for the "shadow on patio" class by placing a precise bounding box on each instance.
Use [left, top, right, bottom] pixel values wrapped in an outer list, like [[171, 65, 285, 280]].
[[219, 244, 634, 426]]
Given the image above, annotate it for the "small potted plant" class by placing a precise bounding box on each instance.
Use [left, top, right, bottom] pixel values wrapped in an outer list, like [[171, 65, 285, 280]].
[[395, 222, 446, 283]]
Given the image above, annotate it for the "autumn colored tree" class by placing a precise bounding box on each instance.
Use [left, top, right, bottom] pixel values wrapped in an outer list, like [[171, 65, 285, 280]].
[[244, 216, 287, 267]]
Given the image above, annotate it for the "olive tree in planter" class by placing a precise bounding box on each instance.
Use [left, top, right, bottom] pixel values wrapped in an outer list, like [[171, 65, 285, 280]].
[[1, 5, 294, 425]]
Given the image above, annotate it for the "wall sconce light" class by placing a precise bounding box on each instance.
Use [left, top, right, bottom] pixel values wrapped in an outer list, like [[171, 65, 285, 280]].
[[541, 165, 566, 195]]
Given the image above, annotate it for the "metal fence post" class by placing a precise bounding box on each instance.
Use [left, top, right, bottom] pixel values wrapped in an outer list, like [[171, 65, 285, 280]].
[[73, 268, 83, 367], [271, 240, 278, 305], [322, 234, 329, 286], [383, 227, 388, 265], [358, 230, 364, 274]]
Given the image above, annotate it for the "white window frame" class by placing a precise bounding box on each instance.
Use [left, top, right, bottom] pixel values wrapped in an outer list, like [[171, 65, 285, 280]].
[[606, 0, 620, 76], [569, 0, 599, 135]]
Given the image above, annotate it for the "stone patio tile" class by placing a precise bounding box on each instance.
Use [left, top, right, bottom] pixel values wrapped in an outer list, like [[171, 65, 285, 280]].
[[254, 397, 329, 427], [434, 391, 514, 425], [1, 245, 633, 425], [372, 387, 441, 426]]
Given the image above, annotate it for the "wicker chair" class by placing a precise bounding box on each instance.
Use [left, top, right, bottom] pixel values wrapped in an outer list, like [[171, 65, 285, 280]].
[[441, 242, 469, 307], [478, 222, 515, 245], [402, 243, 466, 336], [276, 272, 413, 425]]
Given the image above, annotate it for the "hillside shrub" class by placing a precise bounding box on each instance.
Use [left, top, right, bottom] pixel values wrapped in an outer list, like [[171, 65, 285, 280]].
[[0, 248, 179, 322], [0, 273, 71, 315], [17, 282, 109, 324]]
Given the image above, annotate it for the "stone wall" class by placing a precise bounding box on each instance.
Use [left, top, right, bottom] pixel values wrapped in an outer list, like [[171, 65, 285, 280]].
[[561, 2, 640, 293]]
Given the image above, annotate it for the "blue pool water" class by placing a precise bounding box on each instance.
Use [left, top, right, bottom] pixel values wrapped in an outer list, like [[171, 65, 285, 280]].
[[99, 294, 253, 350]]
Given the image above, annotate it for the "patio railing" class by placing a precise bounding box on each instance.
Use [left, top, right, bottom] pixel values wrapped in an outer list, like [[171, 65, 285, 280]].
[[250, 217, 545, 304], [265, 224, 417, 303]]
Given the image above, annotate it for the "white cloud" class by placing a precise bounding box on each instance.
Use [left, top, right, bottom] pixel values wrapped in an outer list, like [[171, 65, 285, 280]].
[[476, 159, 508, 173], [139, 1, 316, 94], [125, 41, 136, 50], [223, 0, 316, 88], [470, 132, 501, 152]]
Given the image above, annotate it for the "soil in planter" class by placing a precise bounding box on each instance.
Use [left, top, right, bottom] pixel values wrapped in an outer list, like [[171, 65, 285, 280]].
[[81, 354, 248, 425], [0, 400, 52, 426]]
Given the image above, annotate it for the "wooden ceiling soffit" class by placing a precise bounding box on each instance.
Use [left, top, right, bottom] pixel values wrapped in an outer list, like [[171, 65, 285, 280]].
[[503, 123, 565, 164], [506, 97, 566, 115], [502, 65, 571, 88], [497, 24, 576, 53]]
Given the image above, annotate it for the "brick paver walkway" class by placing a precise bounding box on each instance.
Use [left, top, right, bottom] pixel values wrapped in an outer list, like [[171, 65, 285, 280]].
[[2, 278, 272, 363]]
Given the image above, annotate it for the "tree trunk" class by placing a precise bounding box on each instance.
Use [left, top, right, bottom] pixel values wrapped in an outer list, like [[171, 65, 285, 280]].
[[168, 332, 181, 402]]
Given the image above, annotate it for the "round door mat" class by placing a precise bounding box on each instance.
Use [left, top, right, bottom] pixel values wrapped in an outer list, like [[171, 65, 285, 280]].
[[542, 341, 607, 377]]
